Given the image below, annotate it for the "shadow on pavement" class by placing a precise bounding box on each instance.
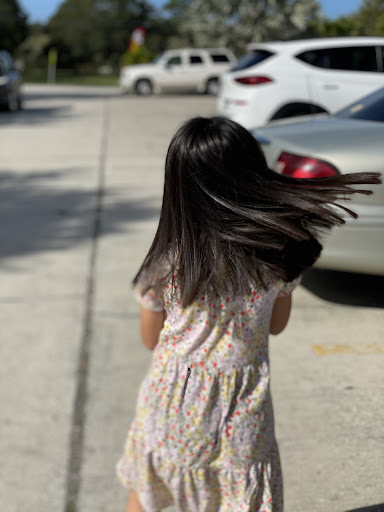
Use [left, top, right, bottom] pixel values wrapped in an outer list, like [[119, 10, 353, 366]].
[[0, 106, 73, 125], [302, 268, 384, 308], [345, 504, 384, 512], [0, 168, 160, 261]]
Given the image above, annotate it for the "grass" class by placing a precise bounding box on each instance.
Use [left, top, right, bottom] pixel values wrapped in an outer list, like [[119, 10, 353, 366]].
[[23, 68, 119, 87]]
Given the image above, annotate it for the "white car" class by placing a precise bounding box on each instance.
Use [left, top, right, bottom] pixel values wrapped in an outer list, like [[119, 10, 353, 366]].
[[119, 48, 236, 96], [251, 88, 384, 276], [218, 37, 384, 129]]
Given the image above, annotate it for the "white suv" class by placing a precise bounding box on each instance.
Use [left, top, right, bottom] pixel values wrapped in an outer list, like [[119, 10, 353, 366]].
[[119, 48, 236, 96], [218, 37, 384, 129]]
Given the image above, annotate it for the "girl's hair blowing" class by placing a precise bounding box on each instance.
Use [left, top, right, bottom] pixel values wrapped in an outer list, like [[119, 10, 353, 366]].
[[134, 116, 381, 307]]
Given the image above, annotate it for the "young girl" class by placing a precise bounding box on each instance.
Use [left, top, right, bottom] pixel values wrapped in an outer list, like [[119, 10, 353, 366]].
[[117, 116, 381, 512]]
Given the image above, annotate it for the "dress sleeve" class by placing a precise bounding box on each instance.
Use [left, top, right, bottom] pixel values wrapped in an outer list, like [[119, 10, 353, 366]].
[[277, 275, 302, 297], [133, 282, 165, 312]]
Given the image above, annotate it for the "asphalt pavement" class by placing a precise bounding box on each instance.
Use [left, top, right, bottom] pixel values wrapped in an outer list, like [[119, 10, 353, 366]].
[[0, 84, 383, 512]]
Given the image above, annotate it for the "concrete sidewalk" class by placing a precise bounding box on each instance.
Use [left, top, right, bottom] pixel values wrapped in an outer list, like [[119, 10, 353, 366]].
[[1, 85, 383, 512], [0, 86, 216, 512]]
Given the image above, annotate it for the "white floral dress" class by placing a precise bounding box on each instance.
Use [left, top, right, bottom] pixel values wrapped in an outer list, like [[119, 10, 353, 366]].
[[117, 274, 300, 512]]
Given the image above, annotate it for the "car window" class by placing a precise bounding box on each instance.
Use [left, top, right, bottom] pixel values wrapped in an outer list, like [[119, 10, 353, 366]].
[[210, 54, 230, 63], [296, 46, 378, 72], [336, 87, 384, 122], [190, 55, 203, 64], [167, 56, 181, 66], [231, 50, 274, 71]]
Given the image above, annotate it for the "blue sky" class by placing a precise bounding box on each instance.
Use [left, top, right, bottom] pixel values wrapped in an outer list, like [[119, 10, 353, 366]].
[[20, 0, 363, 24]]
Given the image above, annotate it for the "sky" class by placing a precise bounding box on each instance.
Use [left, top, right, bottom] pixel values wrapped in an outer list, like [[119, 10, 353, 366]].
[[20, 0, 364, 24]]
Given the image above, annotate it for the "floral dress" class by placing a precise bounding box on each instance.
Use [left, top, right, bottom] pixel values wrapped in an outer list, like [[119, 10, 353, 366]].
[[117, 273, 300, 512]]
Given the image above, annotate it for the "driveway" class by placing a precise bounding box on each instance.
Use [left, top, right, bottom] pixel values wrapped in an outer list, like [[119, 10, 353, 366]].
[[0, 84, 383, 512]]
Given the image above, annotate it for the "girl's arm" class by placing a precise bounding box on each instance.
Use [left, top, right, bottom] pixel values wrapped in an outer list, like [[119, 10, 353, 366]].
[[139, 306, 165, 350], [270, 294, 292, 335]]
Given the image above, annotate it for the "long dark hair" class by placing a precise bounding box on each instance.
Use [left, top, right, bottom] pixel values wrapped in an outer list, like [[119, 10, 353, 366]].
[[134, 116, 381, 307]]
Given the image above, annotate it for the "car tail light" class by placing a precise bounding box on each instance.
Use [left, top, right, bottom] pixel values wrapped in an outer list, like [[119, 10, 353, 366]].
[[234, 76, 272, 85], [276, 152, 339, 178]]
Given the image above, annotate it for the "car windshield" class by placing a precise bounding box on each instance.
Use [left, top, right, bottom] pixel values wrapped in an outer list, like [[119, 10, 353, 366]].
[[152, 53, 165, 64], [336, 87, 384, 123]]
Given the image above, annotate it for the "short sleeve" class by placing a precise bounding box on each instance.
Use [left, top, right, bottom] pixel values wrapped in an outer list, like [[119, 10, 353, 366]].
[[133, 282, 165, 312], [277, 275, 302, 297]]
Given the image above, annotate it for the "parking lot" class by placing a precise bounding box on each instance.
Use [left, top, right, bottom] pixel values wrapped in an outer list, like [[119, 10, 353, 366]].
[[0, 84, 383, 512]]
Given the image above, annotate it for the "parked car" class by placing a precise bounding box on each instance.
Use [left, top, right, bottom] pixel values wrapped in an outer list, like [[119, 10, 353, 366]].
[[119, 48, 236, 96], [251, 87, 384, 276], [0, 50, 22, 111], [218, 37, 384, 129]]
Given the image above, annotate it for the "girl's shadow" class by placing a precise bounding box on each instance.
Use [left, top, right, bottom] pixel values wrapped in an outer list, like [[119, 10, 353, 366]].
[[345, 505, 384, 512], [301, 268, 384, 308]]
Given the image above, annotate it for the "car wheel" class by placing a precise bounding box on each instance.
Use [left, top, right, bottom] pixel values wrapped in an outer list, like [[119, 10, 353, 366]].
[[135, 79, 153, 96], [271, 103, 327, 121], [205, 78, 219, 95]]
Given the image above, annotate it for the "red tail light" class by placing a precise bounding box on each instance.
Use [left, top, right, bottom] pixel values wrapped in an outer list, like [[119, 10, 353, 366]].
[[235, 76, 272, 85], [276, 152, 339, 178]]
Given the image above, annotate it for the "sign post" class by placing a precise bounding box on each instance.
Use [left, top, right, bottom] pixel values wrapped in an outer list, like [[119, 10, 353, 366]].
[[47, 48, 58, 84]]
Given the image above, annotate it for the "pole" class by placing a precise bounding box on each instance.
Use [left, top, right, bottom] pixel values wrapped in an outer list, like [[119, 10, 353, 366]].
[[47, 48, 58, 84]]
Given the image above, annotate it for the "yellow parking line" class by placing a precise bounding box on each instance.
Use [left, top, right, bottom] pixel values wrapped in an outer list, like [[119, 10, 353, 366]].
[[312, 344, 384, 355]]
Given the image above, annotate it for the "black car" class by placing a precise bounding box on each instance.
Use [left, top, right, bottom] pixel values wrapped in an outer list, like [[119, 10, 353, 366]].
[[0, 50, 22, 111]]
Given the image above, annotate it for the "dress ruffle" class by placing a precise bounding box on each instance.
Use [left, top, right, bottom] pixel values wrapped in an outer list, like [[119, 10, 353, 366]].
[[117, 361, 283, 511], [117, 448, 282, 512]]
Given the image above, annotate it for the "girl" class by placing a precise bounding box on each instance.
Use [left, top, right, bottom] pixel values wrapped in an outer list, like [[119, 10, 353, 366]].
[[117, 116, 381, 512]]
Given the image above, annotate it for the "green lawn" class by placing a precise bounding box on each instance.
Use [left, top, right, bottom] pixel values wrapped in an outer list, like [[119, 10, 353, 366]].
[[23, 69, 119, 87]]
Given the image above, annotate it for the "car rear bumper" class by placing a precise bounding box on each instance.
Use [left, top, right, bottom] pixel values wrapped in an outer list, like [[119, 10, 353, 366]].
[[315, 211, 384, 276], [218, 98, 272, 128], [217, 74, 274, 128]]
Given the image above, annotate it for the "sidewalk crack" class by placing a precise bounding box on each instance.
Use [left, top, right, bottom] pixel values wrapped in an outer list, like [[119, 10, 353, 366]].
[[63, 99, 110, 512]]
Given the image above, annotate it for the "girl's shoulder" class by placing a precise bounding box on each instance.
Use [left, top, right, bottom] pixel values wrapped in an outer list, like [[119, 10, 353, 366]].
[[250, 268, 302, 298], [270, 275, 302, 298], [134, 265, 302, 312], [133, 262, 173, 312], [133, 281, 165, 312]]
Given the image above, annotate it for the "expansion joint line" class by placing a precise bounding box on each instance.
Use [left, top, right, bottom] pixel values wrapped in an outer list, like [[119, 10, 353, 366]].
[[64, 98, 110, 512]]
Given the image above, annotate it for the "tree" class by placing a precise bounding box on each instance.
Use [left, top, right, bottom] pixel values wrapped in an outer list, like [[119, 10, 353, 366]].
[[144, 15, 179, 56], [16, 23, 51, 69], [121, 45, 154, 65], [96, 0, 154, 68], [0, 0, 28, 52], [354, 0, 384, 36], [164, 0, 321, 55], [47, 0, 154, 71], [310, 16, 359, 37]]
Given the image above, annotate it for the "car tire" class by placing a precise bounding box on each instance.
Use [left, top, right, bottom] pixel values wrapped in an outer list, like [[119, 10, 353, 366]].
[[205, 78, 219, 95], [135, 79, 153, 96], [6, 90, 20, 112]]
